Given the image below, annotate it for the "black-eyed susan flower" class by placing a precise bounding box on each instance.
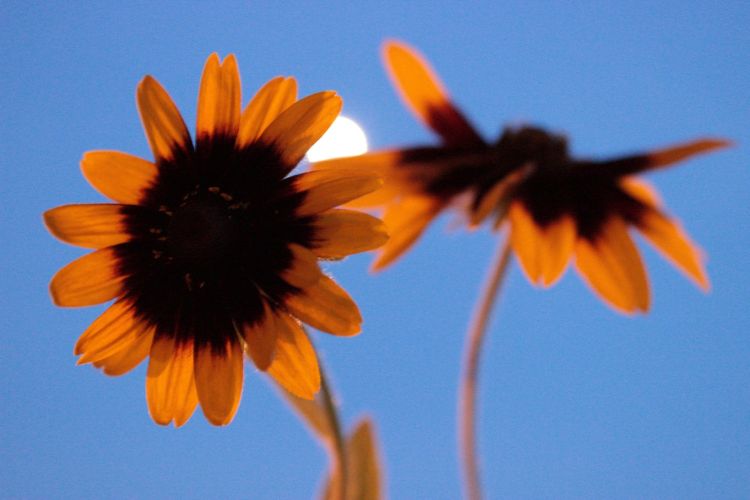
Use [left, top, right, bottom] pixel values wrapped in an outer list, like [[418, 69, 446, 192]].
[[315, 40, 730, 313], [44, 54, 388, 426]]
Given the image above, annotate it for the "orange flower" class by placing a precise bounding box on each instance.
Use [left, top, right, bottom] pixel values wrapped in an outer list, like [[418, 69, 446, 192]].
[[315, 40, 730, 313], [44, 54, 387, 426]]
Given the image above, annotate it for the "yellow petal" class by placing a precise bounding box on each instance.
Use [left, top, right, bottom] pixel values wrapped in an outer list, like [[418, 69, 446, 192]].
[[146, 336, 198, 427], [75, 300, 150, 363], [382, 40, 483, 146], [137, 75, 192, 162], [293, 169, 383, 216], [574, 217, 650, 314], [49, 247, 124, 307], [635, 206, 709, 290], [196, 53, 241, 139], [44, 204, 130, 249], [80, 151, 157, 204], [371, 196, 441, 271], [281, 243, 323, 289], [259, 91, 342, 171], [194, 339, 244, 426], [509, 201, 576, 287], [241, 303, 278, 371], [285, 275, 362, 336], [238, 76, 297, 147], [266, 317, 320, 399], [92, 328, 154, 376], [312, 209, 389, 259]]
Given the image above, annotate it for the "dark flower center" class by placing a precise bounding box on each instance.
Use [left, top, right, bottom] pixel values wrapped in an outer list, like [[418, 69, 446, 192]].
[[167, 195, 236, 266]]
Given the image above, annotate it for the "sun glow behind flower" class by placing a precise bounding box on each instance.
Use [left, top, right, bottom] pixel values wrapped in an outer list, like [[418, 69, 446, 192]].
[[307, 116, 368, 162]]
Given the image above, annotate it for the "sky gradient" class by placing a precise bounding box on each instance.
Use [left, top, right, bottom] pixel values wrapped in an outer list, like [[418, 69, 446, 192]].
[[2, 2, 749, 498]]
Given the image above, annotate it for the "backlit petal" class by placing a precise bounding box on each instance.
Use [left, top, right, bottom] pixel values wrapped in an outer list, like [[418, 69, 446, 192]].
[[238, 76, 297, 147], [312, 209, 389, 259], [92, 328, 154, 376], [196, 54, 241, 139], [509, 201, 576, 287], [259, 91, 342, 171], [137, 76, 192, 162], [286, 275, 362, 336], [635, 206, 709, 290], [383, 40, 484, 146], [80, 151, 157, 204], [372, 196, 442, 271], [619, 177, 663, 207], [266, 317, 320, 399], [282, 243, 323, 289], [75, 300, 151, 363], [194, 339, 244, 426], [146, 336, 198, 427], [241, 302, 278, 371], [574, 217, 650, 313], [292, 169, 383, 216], [50, 247, 124, 307], [44, 204, 130, 249]]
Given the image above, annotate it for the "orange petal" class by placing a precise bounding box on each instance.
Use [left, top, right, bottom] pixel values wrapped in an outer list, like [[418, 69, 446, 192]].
[[382, 40, 483, 146], [509, 201, 576, 287], [285, 275, 362, 336], [635, 206, 709, 290], [619, 177, 663, 207], [259, 91, 342, 170], [75, 300, 151, 363], [49, 247, 124, 307], [312, 209, 389, 259], [196, 53, 241, 140], [146, 336, 198, 427], [266, 317, 320, 399], [241, 302, 278, 371], [80, 151, 157, 204], [194, 339, 244, 426], [292, 169, 383, 216], [574, 217, 650, 313], [371, 196, 442, 271], [137, 75, 192, 162], [92, 328, 154, 376], [44, 204, 130, 249], [281, 243, 323, 289], [238, 76, 297, 147]]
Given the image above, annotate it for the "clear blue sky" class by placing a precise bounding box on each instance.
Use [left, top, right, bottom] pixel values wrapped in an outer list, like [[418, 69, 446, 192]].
[[2, 1, 749, 498]]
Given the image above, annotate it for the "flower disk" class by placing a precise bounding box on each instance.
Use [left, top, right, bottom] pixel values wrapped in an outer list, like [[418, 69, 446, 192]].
[[44, 54, 388, 427]]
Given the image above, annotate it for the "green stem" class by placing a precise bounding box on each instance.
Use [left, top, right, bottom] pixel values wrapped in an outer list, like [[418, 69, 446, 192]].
[[319, 362, 348, 500], [459, 236, 513, 500]]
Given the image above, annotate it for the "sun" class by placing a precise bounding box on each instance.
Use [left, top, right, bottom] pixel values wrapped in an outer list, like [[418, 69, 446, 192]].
[[306, 116, 368, 162]]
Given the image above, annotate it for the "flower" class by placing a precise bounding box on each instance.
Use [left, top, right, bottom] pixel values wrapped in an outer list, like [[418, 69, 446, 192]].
[[44, 54, 388, 426], [314, 40, 730, 313]]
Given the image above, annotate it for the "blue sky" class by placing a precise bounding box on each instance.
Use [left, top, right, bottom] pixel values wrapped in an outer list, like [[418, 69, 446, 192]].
[[2, 1, 749, 498]]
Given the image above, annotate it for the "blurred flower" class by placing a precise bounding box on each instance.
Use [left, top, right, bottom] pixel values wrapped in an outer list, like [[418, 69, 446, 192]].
[[316, 40, 730, 313], [44, 53, 387, 426]]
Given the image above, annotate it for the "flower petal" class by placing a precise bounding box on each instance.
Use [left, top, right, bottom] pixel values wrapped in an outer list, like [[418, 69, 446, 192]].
[[371, 196, 442, 271], [619, 177, 663, 207], [266, 317, 320, 399], [92, 328, 154, 376], [80, 151, 157, 204], [282, 243, 323, 289], [259, 91, 342, 172], [44, 204, 130, 249], [49, 247, 124, 307], [382, 40, 484, 146], [292, 169, 383, 216], [635, 206, 709, 290], [311, 209, 389, 259], [196, 53, 241, 140], [137, 75, 192, 162], [194, 339, 244, 426], [241, 302, 278, 371], [285, 275, 362, 336], [238, 76, 297, 147], [574, 217, 650, 313], [509, 201, 576, 287], [75, 300, 151, 364], [146, 336, 198, 427]]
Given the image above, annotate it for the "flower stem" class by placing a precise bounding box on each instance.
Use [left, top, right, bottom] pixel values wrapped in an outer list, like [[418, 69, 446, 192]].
[[319, 362, 348, 500], [459, 236, 513, 500]]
